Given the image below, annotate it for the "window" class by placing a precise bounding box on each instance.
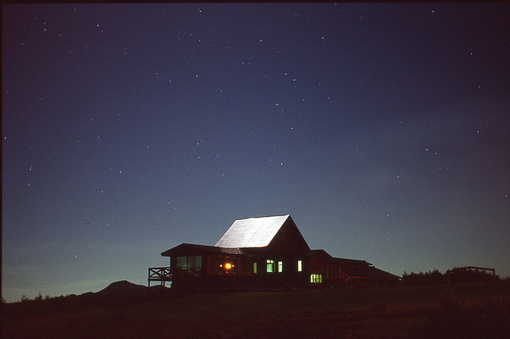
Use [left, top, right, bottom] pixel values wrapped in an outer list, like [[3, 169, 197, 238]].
[[176, 256, 187, 268], [176, 256, 202, 269], [176, 256, 202, 276], [188, 256, 199, 269], [310, 274, 322, 283], [278, 261, 283, 273], [267, 259, 274, 273], [253, 262, 258, 274], [297, 260, 303, 272]]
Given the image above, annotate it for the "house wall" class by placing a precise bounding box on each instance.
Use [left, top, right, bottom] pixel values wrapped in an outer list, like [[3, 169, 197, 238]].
[[169, 250, 311, 290], [308, 255, 325, 274], [167, 250, 396, 290]]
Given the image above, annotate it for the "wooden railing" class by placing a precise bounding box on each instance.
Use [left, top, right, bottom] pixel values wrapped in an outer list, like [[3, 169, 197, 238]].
[[148, 267, 172, 287]]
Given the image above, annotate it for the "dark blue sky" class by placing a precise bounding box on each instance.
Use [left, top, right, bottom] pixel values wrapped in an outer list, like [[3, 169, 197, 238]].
[[3, 3, 510, 302]]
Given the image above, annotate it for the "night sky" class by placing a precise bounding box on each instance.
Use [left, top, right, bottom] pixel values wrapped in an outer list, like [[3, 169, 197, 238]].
[[3, 3, 509, 302]]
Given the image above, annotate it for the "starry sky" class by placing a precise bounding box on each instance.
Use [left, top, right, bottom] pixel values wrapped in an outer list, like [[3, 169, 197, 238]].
[[2, 3, 510, 302]]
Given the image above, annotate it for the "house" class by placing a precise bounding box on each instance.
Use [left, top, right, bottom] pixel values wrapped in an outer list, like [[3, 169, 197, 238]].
[[148, 215, 399, 290]]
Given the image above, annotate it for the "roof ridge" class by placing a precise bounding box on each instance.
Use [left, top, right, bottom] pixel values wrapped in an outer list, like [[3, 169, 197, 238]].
[[236, 214, 290, 221]]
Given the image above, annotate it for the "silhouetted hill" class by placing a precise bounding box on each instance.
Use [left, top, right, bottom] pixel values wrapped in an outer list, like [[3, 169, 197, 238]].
[[2, 281, 174, 319], [96, 280, 149, 296]]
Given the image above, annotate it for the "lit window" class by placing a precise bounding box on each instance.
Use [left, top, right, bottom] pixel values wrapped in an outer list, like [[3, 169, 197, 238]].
[[267, 259, 274, 273], [310, 274, 322, 283], [278, 261, 283, 272], [297, 260, 302, 272], [253, 262, 257, 274]]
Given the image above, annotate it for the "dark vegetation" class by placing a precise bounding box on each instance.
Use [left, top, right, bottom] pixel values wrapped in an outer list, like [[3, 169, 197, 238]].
[[2, 280, 510, 338], [402, 267, 500, 287]]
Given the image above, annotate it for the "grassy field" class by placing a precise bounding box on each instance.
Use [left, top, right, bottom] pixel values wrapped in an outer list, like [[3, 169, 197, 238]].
[[3, 282, 510, 338]]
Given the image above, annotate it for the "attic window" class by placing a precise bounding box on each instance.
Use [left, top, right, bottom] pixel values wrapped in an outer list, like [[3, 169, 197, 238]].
[[297, 260, 303, 272], [267, 259, 275, 273]]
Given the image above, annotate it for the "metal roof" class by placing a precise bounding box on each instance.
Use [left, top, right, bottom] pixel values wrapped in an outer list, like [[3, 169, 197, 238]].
[[215, 215, 290, 248]]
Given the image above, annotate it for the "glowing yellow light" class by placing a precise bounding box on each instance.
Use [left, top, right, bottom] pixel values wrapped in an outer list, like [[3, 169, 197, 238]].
[[224, 263, 232, 270]]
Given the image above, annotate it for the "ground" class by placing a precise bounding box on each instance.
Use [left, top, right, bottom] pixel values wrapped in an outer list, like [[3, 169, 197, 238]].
[[3, 282, 510, 338]]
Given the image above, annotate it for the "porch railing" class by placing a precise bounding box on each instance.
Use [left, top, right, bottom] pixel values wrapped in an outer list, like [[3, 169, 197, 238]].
[[148, 267, 172, 287]]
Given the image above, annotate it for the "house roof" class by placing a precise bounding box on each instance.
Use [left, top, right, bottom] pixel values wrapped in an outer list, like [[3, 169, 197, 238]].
[[215, 215, 291, 248], [161, 243, 243, 257], [308, 249, 373, 267], [343, 266, 400, 280]]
